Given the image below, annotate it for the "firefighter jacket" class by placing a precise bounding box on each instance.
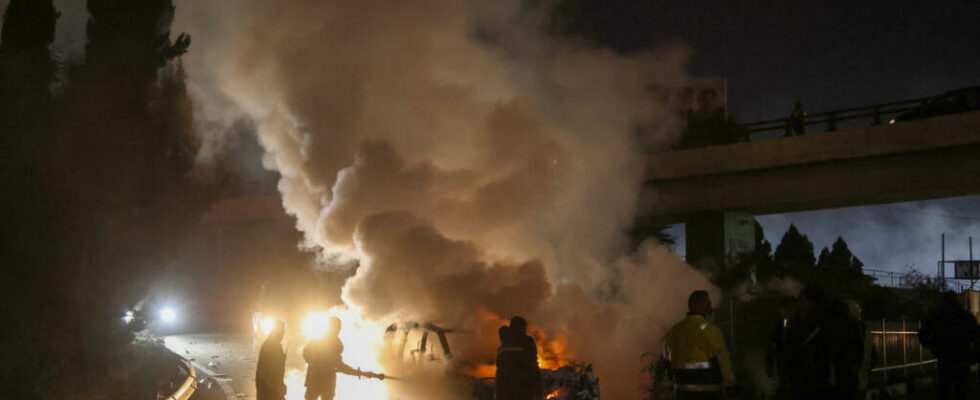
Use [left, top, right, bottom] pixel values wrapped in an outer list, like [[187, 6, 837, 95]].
[[665, 313, 736, 388]]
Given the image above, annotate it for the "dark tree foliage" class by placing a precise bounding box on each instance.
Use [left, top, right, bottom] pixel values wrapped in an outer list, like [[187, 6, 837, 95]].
[[0, 0, 59, 109], [0, 0, 59, 176], [896, 268, 947, 319], [816, 236, 864, 271], [807, 237, 877, 315], [84, 0, 190, 79], [816, 247, 830, 267], [0, 5, 62, 396], [773, 223, 816, 277], [0, 1, 217, 398], [768, 230, 889, 318]]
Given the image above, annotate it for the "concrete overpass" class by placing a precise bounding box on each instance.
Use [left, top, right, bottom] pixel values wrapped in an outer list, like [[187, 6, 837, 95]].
[[641, 111, 980, 268]]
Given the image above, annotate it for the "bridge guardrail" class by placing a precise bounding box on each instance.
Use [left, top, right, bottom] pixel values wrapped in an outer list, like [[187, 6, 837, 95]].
[[739, 97, 930, 137]]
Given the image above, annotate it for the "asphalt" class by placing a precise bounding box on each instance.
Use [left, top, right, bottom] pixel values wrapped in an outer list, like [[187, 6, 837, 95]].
[[164, 332, 320, 400], [165, 333, 258, 400]]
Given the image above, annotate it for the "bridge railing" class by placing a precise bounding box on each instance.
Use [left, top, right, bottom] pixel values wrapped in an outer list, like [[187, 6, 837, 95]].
[[740, 97, 931, 137]]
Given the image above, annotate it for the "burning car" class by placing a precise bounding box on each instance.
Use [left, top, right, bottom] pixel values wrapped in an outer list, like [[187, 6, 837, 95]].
[[383, 321, 600, 400]]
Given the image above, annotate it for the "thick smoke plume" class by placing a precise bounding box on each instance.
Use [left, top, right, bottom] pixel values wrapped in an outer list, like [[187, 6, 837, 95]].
[[176, 0, 715, 398]]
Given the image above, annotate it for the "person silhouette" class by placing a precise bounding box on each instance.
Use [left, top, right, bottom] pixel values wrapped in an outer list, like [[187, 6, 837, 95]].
[[303, 317, 383, 400], [495, 316, 541, 400], [788, 102, 806, 136], [256, 320, 287, 400]]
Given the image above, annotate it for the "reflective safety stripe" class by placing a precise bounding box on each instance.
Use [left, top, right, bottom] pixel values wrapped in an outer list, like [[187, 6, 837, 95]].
[[676, 383, 724, 392], [496, 346, 522, 355], [673, 362, 723, 387], [675, 362, 712, 370]]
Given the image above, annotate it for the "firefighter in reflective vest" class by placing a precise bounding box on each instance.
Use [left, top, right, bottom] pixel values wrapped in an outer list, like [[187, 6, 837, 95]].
[[665, 290, 736, 399]]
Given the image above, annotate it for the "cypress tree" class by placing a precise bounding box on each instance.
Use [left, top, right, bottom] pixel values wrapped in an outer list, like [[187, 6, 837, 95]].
[[0, 0, 59, 114], [773, 224, 816, 278], [816, 236, 865, 271]]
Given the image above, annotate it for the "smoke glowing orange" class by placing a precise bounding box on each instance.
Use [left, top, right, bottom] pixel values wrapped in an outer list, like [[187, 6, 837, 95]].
[[461, 309, 575, 380]]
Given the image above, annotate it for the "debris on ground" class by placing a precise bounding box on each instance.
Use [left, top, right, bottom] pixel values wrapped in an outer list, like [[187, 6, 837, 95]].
[[541, 364, 600, 400]]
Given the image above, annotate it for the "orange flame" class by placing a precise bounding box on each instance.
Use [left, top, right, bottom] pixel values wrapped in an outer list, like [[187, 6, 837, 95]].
[[467, 363, 497, 379], [531, 329, 573, 370], [546, 388, 566, 399], [469, 309, 575, 374]]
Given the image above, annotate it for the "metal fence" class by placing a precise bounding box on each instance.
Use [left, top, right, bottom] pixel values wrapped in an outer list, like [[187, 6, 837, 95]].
[[713, 301, 941, 388], [869, 319, 936, 385], [859, 268, 973, 292]]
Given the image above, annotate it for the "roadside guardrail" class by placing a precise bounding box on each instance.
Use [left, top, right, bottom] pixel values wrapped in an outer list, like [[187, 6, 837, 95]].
[[160, 357, 197, 400]]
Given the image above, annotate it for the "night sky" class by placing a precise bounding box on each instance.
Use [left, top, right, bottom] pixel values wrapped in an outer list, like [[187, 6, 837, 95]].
[[556, 0, 980, 120], [558, 0, 980, 278], [555, 0, 980, 280], [6, 0, 979, 278]]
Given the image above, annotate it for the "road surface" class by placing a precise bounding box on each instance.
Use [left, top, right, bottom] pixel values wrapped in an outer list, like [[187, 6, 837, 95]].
[[165, 333, 259, 400], [164, 332, 337, 400]]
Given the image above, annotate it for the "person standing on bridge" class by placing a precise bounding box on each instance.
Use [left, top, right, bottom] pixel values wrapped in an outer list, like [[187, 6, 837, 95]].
[[303, 316, 384, 400], [256, 320, 287, 400], [788, 102, 806, 136]]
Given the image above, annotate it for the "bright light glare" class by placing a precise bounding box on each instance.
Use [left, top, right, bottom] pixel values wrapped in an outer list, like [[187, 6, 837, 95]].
[[122, 310, 134, 324], [261, 317, 276, 335], [301, 311, 328, 340], [334, 308, 388, 399], [160, 307, 177, 323], [286, 307, 388, 400]]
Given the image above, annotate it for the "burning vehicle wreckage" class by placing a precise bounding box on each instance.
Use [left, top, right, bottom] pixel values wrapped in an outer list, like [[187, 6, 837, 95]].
[[249, 280, 600, 399], [382, 321, 601, 400]]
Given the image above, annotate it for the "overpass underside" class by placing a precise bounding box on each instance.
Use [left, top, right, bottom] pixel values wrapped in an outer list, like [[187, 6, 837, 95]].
[[641, 111, 980, 268]]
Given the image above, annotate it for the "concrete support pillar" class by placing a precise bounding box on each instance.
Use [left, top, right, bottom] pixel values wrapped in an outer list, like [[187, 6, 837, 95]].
[[685, 211, 756, 273]]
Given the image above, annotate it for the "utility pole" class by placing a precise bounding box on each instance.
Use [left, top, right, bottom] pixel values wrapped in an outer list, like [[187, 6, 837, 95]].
[[940, 233, 945, 289], [940, 233, 946, 289], [971, 236, 976, 290]]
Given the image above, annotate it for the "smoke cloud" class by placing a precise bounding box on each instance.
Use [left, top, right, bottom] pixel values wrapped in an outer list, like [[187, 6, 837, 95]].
[[175, 0, 714, 398]]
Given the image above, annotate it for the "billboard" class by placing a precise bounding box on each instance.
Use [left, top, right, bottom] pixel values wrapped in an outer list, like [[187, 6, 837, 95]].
[[724, 211, 756, 257], [953, 260, 980, 279]]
